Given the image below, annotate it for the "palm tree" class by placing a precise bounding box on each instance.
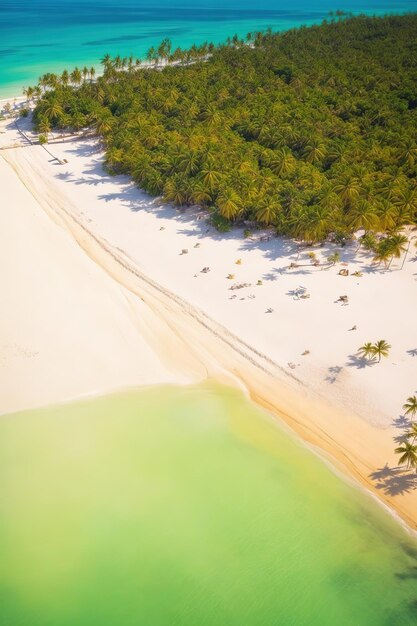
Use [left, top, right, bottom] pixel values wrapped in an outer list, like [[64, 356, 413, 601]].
[[61, 70, 69, 87], [373, 239, 393, 267], [269, 148, 296, 176], [163, 176, 189, 206], [302, 138, 326, 166], [22, 86, 34, 103], [397, 137, 417, 169], [357, 342, 376, 360], [403, 396, 417, 420], [37, 116, 51, 134], [146, 47, 156, 65], [70, 67, 82, 86], [395, 441, 417, 470], [189, 181, 211, 206], [93, 113, 113, 136], [100, 54, 112, 70], [216, 188, 242, 220], [372, 340, 391, 363], [157, 38, 172, 64], [199, 104, 222, 127], [41, 97, 64, 123], [175, 150, 200, 176], [255, 199, 280, 225], [200, 165, 222, 192], [359, 231, 377, 252], [377, 199, 397, 232], [387, 233, 408, 268], [348, 200, 378, 232], [393, 188, 417, 224], [333, 173, 362, 206]]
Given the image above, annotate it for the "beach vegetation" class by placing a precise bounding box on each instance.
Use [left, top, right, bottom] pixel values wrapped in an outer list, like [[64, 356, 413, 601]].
[[357, 340, 391, 363], [395, 441, 417, 471], [30, 14, 417, 242], [403, 396, 417, 420], [357, 342, 377, 361], [372, 340, 391, 363]]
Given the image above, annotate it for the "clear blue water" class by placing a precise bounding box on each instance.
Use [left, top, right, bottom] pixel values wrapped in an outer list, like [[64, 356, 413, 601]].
[[0, 0, 416, 97]]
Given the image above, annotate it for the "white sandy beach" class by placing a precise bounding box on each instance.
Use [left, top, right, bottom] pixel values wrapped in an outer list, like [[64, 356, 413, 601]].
[[1, 107, 417, 529]]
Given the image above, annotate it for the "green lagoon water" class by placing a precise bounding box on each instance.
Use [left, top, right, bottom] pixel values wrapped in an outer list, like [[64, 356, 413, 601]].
[[1, 383, 417, 625], [1, 0, 417, 97]]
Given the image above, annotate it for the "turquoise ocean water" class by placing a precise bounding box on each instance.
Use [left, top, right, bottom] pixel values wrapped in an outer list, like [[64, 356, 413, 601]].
[[1, 384, 417, 625], [0, 0, 416, 97]]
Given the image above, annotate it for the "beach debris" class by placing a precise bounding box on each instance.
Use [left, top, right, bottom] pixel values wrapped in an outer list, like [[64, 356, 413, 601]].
[[257, 279, 263, 286], [266, 307, 274, 313], [240, 297, 246, 300], [302, 350, 310, 356], [248, 294, 256, 299], [229, 282, 251, 290], [337, 295, 349, 305], [227, 274, 235, 280], [260, 235, 272, 242], [201, 266, 210, 273], [289, 262, 299, 269], [159, 226, 165, 230], [235, 258, 242, 265], [338, 268, 349, 276], [352, 271, 362, 277], [180, 248, 188, 255], [349, 325, 357, 331], [229, 294, 237, 299], [300, 293, 310, 299], [288, 362, 297, 369], [194, 243, 200, 248]]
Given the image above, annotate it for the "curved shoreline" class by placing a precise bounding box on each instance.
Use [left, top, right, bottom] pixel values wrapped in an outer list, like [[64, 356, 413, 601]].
[[2, 144, 417, 533]]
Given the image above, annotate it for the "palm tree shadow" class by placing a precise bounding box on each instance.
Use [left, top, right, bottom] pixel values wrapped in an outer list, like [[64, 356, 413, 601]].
[[369, 464, 417, 496], [396, 567, 417, 581], [325, 365, 343, 383], [392, 415, 412, 430], [393, 433, 410, 445], [346, 354, 376, 369]]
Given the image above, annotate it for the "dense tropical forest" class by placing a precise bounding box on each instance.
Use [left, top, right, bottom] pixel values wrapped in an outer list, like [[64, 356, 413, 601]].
[[29, 14, 417, 244]]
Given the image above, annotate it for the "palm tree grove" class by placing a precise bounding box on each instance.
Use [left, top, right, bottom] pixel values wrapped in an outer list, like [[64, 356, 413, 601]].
[[29, 14, 417, 243]]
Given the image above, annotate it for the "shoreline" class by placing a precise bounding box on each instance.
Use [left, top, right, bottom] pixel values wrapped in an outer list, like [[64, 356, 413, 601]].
[[1, 103, 417, 533], [0, 6, 413, 102]]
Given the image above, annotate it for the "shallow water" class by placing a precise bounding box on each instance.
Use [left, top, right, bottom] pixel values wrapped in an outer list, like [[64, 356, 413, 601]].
[[0, 0, 416, 97], [0, 383, 416, 625]]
